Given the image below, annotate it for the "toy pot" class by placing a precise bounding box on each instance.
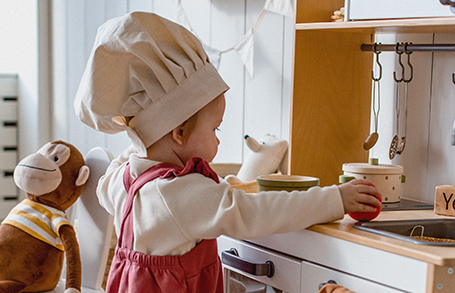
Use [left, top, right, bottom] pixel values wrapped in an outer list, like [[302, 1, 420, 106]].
[[342, 159, 404, 203]]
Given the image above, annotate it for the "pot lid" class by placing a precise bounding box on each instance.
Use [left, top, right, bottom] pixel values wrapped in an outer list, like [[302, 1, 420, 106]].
[[257, 174, 319, 188], [342, 163, 403, 175]]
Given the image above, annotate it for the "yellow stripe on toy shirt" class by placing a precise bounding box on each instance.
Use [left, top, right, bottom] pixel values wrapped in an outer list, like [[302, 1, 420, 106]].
[[1, 199, 72, 251]]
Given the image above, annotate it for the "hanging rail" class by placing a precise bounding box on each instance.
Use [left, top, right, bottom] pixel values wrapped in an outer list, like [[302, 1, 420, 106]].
[[361, 43, 455, 52]]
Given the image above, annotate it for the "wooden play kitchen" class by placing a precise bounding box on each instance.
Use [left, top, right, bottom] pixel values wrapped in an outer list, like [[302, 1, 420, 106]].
[[286, 0, 455, 291], [219, 1, 455, 293], [285, 1, 455, 291]]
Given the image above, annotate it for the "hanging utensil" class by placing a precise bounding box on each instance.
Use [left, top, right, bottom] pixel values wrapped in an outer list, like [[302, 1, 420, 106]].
[[397, 44, 413, 155], [389, 43, 404, 160], [364, 43, 382, 150]]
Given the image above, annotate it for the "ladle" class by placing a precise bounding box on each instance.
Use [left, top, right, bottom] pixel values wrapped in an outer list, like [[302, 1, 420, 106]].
[[364, 80, 380, 150], [396, 46, 413, 155], [364, 45, 382, 150], [389, 43, 404, 159]]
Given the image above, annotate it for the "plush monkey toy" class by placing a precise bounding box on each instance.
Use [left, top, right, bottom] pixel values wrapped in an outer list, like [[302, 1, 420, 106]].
[[0, 140, 89, 293]]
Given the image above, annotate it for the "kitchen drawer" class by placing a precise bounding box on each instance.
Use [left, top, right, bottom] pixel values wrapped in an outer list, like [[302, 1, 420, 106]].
[[218, 236, 301, 292], [0, 125, 17, 145], [301, 260, 405, 293], [0, 148, 17, 169], [249, 229, 428, 292], [0, 98, 17, 121]]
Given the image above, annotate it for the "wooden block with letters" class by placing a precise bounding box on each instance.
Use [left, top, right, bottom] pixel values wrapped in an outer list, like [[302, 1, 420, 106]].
[[435, 185, 455, 217]]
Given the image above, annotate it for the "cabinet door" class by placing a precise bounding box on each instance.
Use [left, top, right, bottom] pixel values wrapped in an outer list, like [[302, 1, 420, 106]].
[[301, 260, 406, 293], [218, 236, 302, 293]]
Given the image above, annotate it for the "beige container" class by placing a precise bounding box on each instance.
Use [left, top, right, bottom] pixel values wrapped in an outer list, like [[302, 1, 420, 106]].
[[342, 161, 404, 203]]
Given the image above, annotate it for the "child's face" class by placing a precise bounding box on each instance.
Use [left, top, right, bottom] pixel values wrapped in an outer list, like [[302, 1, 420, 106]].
[[183, 94, 225, 162]]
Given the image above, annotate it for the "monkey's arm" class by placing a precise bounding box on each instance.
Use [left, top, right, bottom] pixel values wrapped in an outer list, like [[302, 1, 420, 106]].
[[59, 225, 81, 292]]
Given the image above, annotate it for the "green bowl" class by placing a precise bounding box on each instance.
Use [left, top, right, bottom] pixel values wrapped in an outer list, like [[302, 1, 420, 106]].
[[256, 174, 320, 192]]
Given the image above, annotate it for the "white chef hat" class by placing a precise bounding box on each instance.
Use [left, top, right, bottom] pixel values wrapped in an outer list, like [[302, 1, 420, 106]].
[[74, 12, 229, 156]]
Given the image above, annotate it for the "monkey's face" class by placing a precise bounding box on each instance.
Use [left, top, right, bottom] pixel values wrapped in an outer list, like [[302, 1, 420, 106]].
[[14, 141, 89, 211]]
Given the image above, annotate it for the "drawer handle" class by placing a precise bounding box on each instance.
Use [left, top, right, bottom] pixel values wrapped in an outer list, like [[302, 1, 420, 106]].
[[2, 96, 17, 101], [319, 280, 337, 290], [3, 196, 18, 201], [221, 248, 274, 278], [3, 146, 17, 151], [3, 171, 14, 177], [3, 121, 17, 127]]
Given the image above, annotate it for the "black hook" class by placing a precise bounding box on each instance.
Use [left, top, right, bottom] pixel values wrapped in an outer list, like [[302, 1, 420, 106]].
[[403, 42, 413, 83], [372, 43, 382, 81], [393, 42, 405, 83], [452, 73, 455, 85]]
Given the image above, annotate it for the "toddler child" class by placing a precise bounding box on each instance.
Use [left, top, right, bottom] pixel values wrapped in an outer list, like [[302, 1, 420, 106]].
[[74, 12, 381, 293]]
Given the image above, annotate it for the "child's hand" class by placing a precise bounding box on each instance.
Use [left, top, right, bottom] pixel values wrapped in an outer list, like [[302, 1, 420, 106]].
[[338, 179, 382, 214]]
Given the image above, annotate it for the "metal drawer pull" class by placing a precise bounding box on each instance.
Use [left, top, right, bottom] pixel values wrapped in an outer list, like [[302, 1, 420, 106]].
[[221, 248, 275, 278], [319, 280, 337, 290]]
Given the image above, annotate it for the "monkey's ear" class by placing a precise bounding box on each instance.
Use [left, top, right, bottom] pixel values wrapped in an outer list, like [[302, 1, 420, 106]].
[[75, 165, 90, 186]]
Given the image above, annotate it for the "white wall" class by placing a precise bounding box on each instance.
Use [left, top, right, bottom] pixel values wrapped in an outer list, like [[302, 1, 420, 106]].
[[50, 0, 293, 163], [0, 0, 50, 158]]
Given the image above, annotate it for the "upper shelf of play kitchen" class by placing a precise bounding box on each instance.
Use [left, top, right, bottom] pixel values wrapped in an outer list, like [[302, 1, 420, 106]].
[[295, 0, 455, 34]]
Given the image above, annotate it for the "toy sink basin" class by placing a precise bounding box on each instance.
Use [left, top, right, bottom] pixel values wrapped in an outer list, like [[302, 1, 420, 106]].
[[353, 219, 455, 246]]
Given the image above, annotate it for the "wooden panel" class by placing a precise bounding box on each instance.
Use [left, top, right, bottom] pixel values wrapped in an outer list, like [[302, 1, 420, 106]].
[[289, 30, 372, 186], [180, 0, 211, 40], [128, 0, 152, 12], [211, 0, 246, 163], [66, 1, 91, 154], [244, 2, 286, 148], [51, 0, 69, 141], [53, 0, 294, 163], [295, 0, 345, 23], [106, 0, 127, 19], [426, 264, 455, 293], [281, 15, 294, 147]]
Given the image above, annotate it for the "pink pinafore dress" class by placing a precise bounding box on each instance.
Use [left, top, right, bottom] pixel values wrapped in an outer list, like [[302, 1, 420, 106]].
[[105, 158, 223, 292]]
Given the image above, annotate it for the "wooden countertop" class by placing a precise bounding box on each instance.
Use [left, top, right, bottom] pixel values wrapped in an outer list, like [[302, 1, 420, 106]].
[[308, 209, 455, 267]]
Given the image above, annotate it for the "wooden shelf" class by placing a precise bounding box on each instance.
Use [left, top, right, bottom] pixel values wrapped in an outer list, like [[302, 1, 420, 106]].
[[295, 17, 455, 34]]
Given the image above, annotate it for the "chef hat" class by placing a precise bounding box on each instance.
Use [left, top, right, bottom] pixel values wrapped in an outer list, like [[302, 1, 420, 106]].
[[74, 12, 229, 156]]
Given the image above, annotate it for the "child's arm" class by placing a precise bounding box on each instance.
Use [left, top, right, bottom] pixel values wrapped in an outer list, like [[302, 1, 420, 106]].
[[159, 175, 346, 241], [337, 179, 382, 214]]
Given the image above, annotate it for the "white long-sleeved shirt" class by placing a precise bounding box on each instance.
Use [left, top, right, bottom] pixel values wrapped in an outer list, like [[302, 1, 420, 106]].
[[97, 145, 345, 256]]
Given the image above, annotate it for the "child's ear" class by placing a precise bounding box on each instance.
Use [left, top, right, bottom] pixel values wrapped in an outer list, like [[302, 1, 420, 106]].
[[172, 121, 187, 146], [172, 127, 185, 146], [171, 115, 197, 146]]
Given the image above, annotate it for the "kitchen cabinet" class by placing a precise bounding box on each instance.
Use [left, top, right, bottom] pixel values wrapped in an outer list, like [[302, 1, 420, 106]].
[[219, 210, 455, 292], [218, 235, 406, 292], [288, 0, 455, 187]]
